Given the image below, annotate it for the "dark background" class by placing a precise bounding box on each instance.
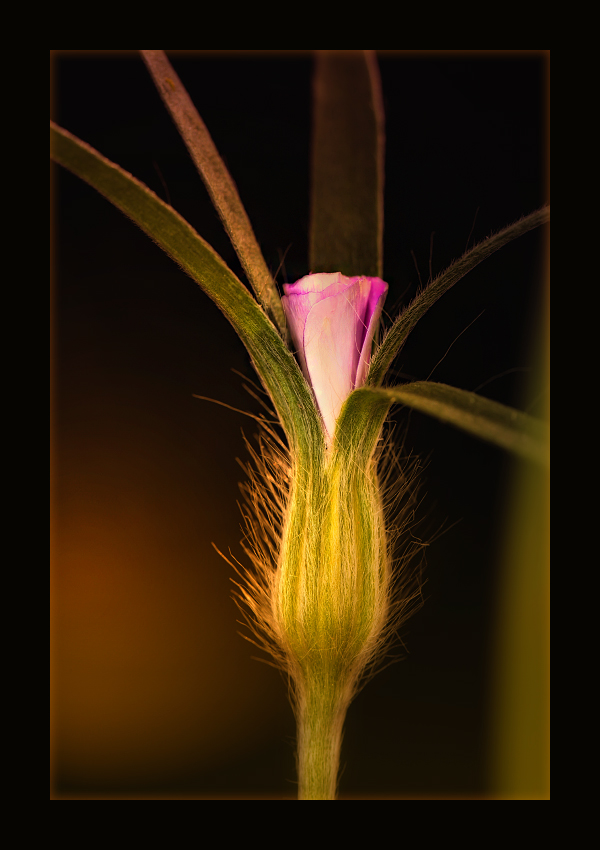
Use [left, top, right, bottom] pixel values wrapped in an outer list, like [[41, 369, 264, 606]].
[[51, 50, 548, 798]]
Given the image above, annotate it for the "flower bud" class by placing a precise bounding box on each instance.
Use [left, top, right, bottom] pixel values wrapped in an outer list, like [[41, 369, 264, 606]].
[[281, 273, 388, 441], [274, 447, 390, 704]]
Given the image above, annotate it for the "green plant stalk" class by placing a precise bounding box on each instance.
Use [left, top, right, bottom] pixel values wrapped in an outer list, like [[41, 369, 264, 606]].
[[279, 462, 388, 800], [296, 671, 351, 800], [273, 393, 393, 799]]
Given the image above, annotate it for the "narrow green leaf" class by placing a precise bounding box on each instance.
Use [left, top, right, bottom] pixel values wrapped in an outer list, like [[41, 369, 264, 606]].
[[50, 121, 323, 460], [346, 382, 549, 467], [333, 382, 392, 467], [139, 50, 288, 341], [367, 207, 550, 388], [309, 50, 384, 278]]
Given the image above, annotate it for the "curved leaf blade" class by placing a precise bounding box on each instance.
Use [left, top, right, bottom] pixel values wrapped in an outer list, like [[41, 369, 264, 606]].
[[367, 207, 550, 388], [139, 50, 288, 341], [50, 121, 323, 459], [348, 382, 549, 467], [333, 382, 392, 467], [309, 50, 385, 278]]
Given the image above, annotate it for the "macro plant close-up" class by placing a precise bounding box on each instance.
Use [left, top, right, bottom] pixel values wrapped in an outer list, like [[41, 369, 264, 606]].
[[50, 50, 549, 800]]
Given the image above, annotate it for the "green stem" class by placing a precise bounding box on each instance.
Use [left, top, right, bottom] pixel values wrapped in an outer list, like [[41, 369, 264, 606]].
[[296, 674, 351, 800]]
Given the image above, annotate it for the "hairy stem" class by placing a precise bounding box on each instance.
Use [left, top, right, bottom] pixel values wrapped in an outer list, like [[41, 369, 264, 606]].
[[296, 676, 350, 800]]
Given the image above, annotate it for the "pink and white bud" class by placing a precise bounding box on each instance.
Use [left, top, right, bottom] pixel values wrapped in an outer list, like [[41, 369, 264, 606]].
[[282, 273, 388, 440]]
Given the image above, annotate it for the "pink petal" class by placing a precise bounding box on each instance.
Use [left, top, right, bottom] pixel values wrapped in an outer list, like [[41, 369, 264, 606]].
[[282, 273, 350, 380], [354, 278, 388, 388], [302, 279, 367, 439], [283, 272, 343, 297], [281, 273, 389, 442]]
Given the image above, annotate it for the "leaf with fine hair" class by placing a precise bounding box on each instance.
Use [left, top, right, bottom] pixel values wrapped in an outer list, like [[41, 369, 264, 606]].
[[50, 121, 322, 460], [140, 50, 287, 341], [339, 382, 549, 468], [366, 206, 550, 388], [309, 50, 385, 279]]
